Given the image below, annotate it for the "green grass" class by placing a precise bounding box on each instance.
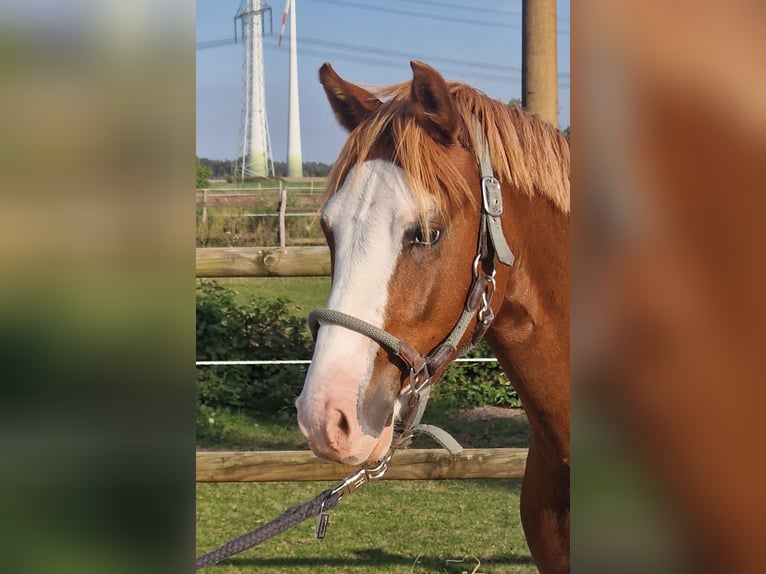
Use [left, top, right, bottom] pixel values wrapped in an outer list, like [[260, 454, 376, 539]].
[[197, 401, 529, 452], [196, 480, 534, 573], [413, 401, 530, 449], [197, 409, 306, 451], [205, 277, 331, 318], [196, 405, 533, 571]]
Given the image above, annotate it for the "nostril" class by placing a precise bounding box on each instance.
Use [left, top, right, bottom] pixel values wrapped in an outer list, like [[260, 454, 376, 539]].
[[324, 408, 352, 453], [336, 409, 350, 436], [325, 408, 352, 452]]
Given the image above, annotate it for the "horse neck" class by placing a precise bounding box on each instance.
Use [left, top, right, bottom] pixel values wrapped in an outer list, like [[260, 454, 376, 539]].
[[485, 190, 570, 456]]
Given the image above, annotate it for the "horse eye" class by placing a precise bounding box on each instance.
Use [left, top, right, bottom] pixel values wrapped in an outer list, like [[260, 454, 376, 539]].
[[411, 226, 441, 246]]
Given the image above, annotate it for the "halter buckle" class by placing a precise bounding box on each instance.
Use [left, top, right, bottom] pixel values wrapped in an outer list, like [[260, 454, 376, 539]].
[[481, 176, 503, 217], [408, 362, 432, 399]]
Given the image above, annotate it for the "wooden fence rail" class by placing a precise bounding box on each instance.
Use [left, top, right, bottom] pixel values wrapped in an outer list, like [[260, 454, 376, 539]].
[[196, 246, 330, 278], [196, 448, 527, 482]]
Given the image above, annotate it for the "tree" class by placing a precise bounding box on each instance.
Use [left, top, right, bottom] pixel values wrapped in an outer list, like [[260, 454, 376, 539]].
[[196, 156, 211, 188]]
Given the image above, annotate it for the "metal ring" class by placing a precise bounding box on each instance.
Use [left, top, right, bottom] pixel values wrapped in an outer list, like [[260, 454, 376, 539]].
[[409, 364, 431, 398]]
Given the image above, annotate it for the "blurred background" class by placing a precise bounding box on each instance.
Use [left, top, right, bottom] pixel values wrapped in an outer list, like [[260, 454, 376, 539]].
[[0, 1, 194, 572], [574, 1, 766, 572]]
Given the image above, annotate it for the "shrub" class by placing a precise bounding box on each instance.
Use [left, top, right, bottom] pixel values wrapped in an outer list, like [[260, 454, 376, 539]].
[[195, 280, 521, 419], [196, 281, 312, 415], [432, 342, 522, 409]]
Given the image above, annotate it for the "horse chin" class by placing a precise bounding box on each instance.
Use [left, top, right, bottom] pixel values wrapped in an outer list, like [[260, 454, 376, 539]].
[[365, 423, 394, 463], [340, 423, 394, 466]]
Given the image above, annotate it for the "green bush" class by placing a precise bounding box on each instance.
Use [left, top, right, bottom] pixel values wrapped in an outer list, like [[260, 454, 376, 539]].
[[432, 342, 521, 409], [196, 281, 521, 424], [196, 281, 312, 416]]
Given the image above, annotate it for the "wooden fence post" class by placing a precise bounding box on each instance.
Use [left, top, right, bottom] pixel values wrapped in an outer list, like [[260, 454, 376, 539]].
[[202, 188, 208, 225], [279, 181, 287, 248]]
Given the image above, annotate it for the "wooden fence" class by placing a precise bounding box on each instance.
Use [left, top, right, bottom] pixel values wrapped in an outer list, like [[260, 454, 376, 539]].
[[196, 246, 330, 277], [196, 183, 326, 248], [197, 448, 527, 483]]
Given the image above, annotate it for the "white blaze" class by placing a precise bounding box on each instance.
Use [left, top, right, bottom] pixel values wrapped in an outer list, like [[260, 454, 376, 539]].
[[296, 160, 419, 460]]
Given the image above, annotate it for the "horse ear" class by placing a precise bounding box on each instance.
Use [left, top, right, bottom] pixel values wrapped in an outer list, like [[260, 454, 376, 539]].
[[409, 60, 458, 145], [319, 63, 382, 132]]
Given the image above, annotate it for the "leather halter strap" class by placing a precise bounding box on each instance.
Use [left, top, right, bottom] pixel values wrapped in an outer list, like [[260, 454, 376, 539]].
[[307, 118, 514, 437], [308, 271, 492, 386]]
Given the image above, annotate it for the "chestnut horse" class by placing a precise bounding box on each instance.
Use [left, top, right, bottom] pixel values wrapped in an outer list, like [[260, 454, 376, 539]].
[[295, 61, 570, 573]]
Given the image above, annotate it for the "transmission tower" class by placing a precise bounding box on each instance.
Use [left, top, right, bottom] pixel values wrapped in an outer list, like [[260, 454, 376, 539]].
[[235, 0, 274, 179]]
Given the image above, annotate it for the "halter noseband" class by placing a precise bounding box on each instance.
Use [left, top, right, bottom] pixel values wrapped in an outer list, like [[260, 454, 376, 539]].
[[307, 119, 514, 442]]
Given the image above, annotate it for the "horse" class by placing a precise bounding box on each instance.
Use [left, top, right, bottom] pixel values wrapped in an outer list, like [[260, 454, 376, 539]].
[[295, 61, 570, 574]]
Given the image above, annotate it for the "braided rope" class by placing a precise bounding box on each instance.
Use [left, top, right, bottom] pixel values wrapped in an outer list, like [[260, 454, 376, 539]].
[[308, 308, 402, 355], [195, 488, 342, 569]]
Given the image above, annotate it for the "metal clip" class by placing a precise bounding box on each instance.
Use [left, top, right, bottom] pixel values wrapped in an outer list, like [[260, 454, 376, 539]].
[[363, 452, 393, 481], [317, 452, 392, 540], [330, 467, 370, 499], [329, 451, 393, 500], [481, 176, 503, 217], [472, 252, 482, 278]]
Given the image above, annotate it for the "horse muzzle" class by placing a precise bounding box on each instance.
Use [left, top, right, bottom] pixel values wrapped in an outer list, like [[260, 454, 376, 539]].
[[295, 388, 395, 465]]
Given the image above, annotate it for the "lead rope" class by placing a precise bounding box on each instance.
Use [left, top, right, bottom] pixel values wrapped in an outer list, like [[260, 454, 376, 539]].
[[195, 373, 460, 570], [195, 414, 452, 570], [195, 486, 343, 569], [195, 365, 459, 570]]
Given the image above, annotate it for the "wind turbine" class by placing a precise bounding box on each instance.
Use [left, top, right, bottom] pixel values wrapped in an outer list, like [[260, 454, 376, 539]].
[[279, 0, 303, 177]]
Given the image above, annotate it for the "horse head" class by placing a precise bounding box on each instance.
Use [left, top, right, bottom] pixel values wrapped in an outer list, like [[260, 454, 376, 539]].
[[295, 61, 491, 464]]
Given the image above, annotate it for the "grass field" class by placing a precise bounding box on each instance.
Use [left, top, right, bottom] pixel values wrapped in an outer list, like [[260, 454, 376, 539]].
[[196, 480, 533, 574]]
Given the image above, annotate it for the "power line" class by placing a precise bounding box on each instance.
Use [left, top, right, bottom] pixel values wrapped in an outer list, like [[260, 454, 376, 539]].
[[305, 0, 569, 34], [305, 0, 521, 30], [299, 34, 569, 79], [405, 0, 522, 17], [197, 34, 570, 82], [287, 44, 568, 88], [292, 47, 520, 85], [293, 35, 522, 74], [197, 38, 237, 50], [404, 0, 570, 26]]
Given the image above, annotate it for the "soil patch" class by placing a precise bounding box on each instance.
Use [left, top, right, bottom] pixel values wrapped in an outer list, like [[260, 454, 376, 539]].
[[455, 406, 525, 422]]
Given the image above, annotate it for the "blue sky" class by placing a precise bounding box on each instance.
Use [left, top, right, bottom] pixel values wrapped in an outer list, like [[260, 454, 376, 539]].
[[196, 0, 570, 163]]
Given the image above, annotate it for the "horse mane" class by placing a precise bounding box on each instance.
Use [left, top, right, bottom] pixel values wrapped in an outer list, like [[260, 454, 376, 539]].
[[326, 80, 570, 221]]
